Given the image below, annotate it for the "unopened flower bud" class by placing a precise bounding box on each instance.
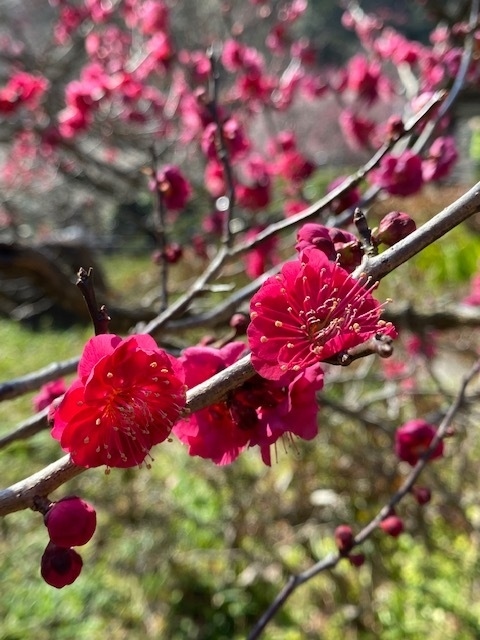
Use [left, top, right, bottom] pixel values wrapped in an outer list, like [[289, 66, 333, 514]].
[[373, 211, 416, 247], [328, 228, 363, 272], [334, 524, 355, 554], [295, 223, 337, 260], [348, 553, 365, 567], [412, 485, 432, 505], [380, 515, 404, 537], [163, 242, 183, 264], [40, 542, 83, 588], [45, 496, 96, 548], [33, 379, 66, 413]]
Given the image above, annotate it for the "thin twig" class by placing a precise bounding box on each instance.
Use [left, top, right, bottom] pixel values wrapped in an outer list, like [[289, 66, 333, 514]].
[[149, 144, 170, 311], [76, 267, 110, 335]]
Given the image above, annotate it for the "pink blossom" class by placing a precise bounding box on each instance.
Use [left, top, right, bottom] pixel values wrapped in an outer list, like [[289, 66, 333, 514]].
[[291, 37, 317, 66], [57, 106, 92, 138], [295, 223, 336, 260], [375, 29, 421, 66], [84, 0, 114, 22], [152, 165, 192, 211], [422, 136, 458, 182], [173, 343, 323, 465], [179, 88, 215, 141], [33, 379, 66, 412], [204, 159, 226, 198], [406, 332, 437, 360], [244, 227, 279, 278], [395, 419, 444, 465], [236, 155, 272, 210], [267, 130, 296, 155], [54, 6, 86, 45], [201, 118, 250, 161], [137, 0, 169, 34], [464, 270, 480, 306], [266, 24, 289, 54], [273, 149, 315, 184], [339, 109, 376, 151], [248, 248, 396, 380], [301, 74, 329, 100], [222, 40, 248, 72], [279, 0, 308, 23], [179, 49, 212, 83], [345, 54, 389, 105], [51, 334, 186, 469], [236, 182, 271, 210], [370, 151, 423, 196]]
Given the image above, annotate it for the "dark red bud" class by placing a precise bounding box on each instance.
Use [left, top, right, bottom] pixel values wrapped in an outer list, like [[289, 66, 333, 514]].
[[412, 486, 432, 505], [373, 211, 416, 247], [163, 243, 183, 264], [348, 553, 365, 567], [334, 524, 355, 554], [380, 515, 404, 537], [45, 496, 96, 548], [40, 542, 83, 588]]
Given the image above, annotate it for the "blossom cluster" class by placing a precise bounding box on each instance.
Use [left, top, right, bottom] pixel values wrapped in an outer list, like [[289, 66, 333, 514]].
[[0, 0, 463, 275]]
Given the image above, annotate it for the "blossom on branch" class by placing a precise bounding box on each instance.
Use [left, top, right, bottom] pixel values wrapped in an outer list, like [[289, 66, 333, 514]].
[[51, 334, 186, 469], [395, 419, 444, 465], [173, 343, 323, 466], [33, 378, 66, 412], [422, 136, 458, 182], [370, 150, 423, 196], [248, 248, 396, 380], [151, 165, 192, 212]]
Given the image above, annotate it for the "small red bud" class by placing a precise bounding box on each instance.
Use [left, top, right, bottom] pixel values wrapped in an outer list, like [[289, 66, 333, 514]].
[[412, 486, 432, 505], [40, 542, 83, 588], [334, 524, 355, 554], [163, 242, 183, 264], [373, 211, 416, 247], [45, 496, 96, 548], [380, 515, 404, 537], [348, 553, 365, 567]]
